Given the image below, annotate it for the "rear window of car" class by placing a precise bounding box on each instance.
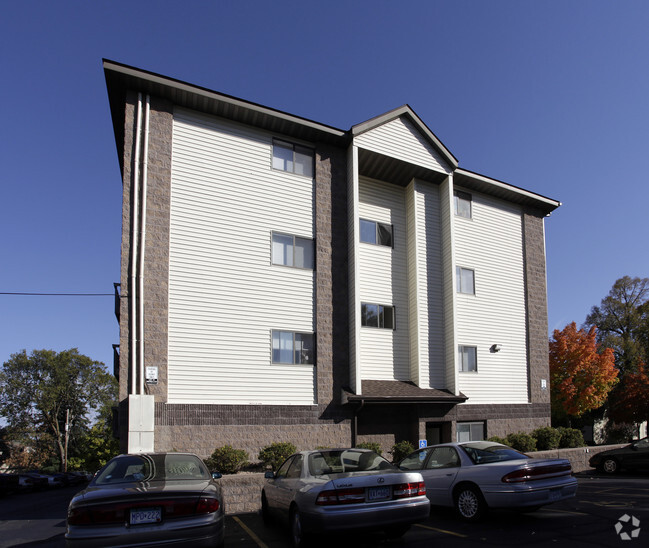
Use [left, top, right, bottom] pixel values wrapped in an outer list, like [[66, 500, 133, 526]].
[[94, 454, 210, 484], [460, 442, 529, 465], [308, 450, 395, 475]]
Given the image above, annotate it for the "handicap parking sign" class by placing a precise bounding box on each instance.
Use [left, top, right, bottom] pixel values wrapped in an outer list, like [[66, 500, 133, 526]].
[[419, 439, 427, 449]]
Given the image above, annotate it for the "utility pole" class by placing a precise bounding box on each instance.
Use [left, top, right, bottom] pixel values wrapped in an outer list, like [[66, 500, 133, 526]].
[[64, 408, 70, 472]]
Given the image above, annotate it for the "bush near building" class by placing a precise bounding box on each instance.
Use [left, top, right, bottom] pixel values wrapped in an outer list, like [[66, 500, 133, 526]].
[[258, 442, 296, 471], [205, 445, 249, 475], [355, 442, 382, 455], [390, 441, 415, 463]]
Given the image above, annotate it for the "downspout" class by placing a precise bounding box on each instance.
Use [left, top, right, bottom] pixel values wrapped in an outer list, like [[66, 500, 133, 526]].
[[352, 398, 365, 447], [138, 94, 150, 395], [130, 93, 143, 395]]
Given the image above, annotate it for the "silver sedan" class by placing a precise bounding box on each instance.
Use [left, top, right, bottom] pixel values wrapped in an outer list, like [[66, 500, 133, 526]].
[[66, 453, 224, 547], [261, 448, 430, 547], [399, 441, 577, 521]]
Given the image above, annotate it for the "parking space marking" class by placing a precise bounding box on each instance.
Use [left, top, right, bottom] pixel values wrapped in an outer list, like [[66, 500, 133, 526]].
[[415, 523, 468, 538], [540, 508, 589, 516], [232, 516, 269, 548]]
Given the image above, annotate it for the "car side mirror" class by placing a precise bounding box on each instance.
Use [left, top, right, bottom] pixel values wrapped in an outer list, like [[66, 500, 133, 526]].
[[212, 472, 222, 479], [264, 471, 275, 479]]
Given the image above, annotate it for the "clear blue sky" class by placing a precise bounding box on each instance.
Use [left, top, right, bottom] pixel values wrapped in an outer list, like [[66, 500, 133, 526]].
[[1, 1, 648, 372]]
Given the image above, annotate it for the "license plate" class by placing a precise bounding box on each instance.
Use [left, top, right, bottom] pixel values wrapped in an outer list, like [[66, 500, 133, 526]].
[[368, 486, 391, 501], [130, 507, 162, 525]]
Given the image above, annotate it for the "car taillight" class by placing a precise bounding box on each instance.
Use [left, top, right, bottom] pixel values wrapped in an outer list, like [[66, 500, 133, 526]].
[[67, 507, 92, 525], [316, 488, 365, 506], [502, 463, 572, 483], [67, 497, 220, 525], [393, 482, 426, 499], [196, 497, 220, 514]]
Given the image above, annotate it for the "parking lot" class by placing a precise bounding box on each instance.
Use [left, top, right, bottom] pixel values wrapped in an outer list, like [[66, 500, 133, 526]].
[[224, 472, 649, 547], [0, 471, 647, 547]]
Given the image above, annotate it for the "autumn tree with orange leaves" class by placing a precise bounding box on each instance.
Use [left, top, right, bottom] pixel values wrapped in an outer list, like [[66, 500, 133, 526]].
[[549, 322, 618, 423]]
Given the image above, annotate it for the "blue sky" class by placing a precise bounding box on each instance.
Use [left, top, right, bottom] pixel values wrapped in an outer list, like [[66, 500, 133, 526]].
[[1, 0, 648, 372]]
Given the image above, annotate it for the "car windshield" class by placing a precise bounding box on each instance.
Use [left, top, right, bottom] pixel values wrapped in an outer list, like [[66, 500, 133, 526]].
[[94, 454, 210, 484], [308, 450, 395, 475], [460, 442, 529, 465]]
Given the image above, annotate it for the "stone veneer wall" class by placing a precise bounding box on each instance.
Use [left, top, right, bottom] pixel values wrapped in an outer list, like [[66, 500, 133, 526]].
[[523, 210, 551, 405], [117, 100, 354, 451]]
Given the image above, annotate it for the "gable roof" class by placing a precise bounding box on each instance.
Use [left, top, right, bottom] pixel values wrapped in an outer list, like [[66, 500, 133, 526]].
[[103, 60, 559, 214], [352, 105, 459, 170]]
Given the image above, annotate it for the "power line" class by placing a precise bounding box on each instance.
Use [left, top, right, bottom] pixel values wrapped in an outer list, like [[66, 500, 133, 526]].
[[0, 292, 113, 296]]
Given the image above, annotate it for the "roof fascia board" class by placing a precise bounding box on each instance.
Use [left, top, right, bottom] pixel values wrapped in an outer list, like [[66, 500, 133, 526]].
[[351, 105, 459, 169], [103, 59, 347, 139], [455, 167, 561, 211]]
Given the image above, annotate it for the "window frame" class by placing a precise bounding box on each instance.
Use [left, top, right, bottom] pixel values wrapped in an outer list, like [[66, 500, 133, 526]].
[[456, 422, 485, 443], [271, 139, 314, 178], [454, 190, 472, 219], [458, 345, 478, 372], [271, 330, 315, 365], [361, 302, 396, 330], [271, 232, 314, 270], [359, 218, 393, 248], [456, 266, 475, 295]]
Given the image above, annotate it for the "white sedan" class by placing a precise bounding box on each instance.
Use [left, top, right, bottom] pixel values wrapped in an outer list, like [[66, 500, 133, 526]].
[[399, 441, 577, 521], [262, 448, 430, 547]]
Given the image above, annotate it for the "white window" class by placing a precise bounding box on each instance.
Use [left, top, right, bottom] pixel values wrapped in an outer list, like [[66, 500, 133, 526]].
[[272, 330, 314, 365], [359, 219, 393, 247], [458, 345, 477, 372], [361, 303, 395, 329], [454, 190, 472, 219], [457, 422, 484, 442], [272, 233, 314, 269], [272, 139, 314, 177], [456, 266, 475, 294]]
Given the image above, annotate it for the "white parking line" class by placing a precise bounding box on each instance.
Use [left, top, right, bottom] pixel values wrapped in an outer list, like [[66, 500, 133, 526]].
[[232, 516, 269, 548], [415, 523, 468, 538]]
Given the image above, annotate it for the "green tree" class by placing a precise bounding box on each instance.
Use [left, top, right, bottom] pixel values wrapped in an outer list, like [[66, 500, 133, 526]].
[[585, 276, 649, 375], [0, 349, 118, 471]]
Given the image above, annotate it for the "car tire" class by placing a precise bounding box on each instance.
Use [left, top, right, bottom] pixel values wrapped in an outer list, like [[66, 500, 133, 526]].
[[454, 484, 486, 521], [290, 507, 310, 548], [602, 458, 619, 474], [261, 492, 272, 527], [384, 524, 410, 539]]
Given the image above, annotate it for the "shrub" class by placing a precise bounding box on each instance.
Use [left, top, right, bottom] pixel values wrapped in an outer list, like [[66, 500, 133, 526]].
[[258, 442, 297, 471], [355, 442, 382, 456], [389, 440, 415, 463], [487, 436, 508, 445], [505, 432, 537, 453], [532, 426, 561, 450], [554, 427, 585, 448], [205, 445, 249, 475], [603, 423, 634, 445]]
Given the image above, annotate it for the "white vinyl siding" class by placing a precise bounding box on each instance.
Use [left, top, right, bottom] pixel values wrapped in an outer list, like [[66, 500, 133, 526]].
[[440, 177, 458, 394], [347, 145, 360, 393], [168, 108, 315, 405], [409, 181, 446, 388], [358, 177, 409, 380], [454, 190, 527, 404], [355, 116, 452, 175]]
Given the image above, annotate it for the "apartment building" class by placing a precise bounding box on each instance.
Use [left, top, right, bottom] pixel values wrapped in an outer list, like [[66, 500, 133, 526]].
[[104, 60, 560, 457]]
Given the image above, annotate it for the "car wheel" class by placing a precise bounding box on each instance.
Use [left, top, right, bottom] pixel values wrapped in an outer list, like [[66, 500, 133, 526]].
[[384, 524, 410, 539], [261, 492, 272, 527], [290, 507, 310, 548], [454, 485, 486, 521], [602, 458, 619, 474]]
